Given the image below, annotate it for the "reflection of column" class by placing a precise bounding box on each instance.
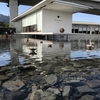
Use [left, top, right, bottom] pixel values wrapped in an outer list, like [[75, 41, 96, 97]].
[[36, 42, 42, 61], [10, 39, 19, 66], [16, 38, 22, 52], [89, 39, 91, 44], [90, 26, 92, 35], [78, 39, 81, 50], [61, 43, 71, 59]]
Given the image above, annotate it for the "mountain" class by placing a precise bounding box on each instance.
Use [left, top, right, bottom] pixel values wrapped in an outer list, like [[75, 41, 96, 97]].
[[0, 14, 9, 24]]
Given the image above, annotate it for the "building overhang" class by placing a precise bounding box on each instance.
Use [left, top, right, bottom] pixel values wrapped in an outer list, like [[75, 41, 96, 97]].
[[44, 0, 92, 13], [11, 0, 92, 22]]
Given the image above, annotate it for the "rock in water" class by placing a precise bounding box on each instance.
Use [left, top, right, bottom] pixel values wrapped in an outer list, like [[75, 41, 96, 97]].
[[45, 74, 57, 85], [3, 79, 25, 91]]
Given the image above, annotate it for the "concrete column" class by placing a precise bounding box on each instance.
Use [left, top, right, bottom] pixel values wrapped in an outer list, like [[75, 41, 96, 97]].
[[99, 27, 100, 34], [45, 35, 48, 40], [94, 26, 96, 34], [9, 0, 18, 27], [86, 26, 88, 34], [78, 26, 79, 33], [97, 27, 99, 34], [90, 26, 92, 35], [73, 26, 75, 33]]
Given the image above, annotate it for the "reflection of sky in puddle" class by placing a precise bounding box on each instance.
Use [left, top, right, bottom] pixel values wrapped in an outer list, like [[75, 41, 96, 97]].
[[0, 52, 10, 66], [0, 51, 25, 67], [1, 38, 100, 66], [1, 49, 100, 66], [71, 50, 100, 60], [19, 56, 25, 64]]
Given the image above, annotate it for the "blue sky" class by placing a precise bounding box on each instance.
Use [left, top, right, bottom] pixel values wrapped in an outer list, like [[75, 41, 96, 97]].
[[0, 2, 100, 22]]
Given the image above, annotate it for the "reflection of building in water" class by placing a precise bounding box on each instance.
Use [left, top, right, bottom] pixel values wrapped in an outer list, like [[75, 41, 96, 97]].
[[86, 39, 94, 50], [48, 44, 52, 48], [71, 39, 100, 51], [22, 38, 51, 62], [59, 42, 64, 49], [42, 42, 71, 59], [10, 37, 25, 66], [0, 39, 10, 51], [22, 38, 71, 61]]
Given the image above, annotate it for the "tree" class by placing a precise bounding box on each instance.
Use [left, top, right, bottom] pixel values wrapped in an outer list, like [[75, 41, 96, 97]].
[[0, 22, 9, 28]]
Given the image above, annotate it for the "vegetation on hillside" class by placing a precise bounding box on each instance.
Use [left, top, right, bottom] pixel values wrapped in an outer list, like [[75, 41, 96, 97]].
[[0, 22, 9, 28]]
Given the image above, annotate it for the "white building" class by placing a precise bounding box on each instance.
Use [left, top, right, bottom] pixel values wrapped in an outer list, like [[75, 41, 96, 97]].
[[12, 0, 90, 34]]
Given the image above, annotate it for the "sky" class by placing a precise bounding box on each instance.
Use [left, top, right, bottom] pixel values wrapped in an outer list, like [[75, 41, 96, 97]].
[[0, 2, 100, 23]]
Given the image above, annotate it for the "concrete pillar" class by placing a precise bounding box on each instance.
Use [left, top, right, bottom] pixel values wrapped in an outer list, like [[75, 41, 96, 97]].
[[78, 26, 79, 33], [99, 27, 100, 34], [94, 26, 96, 34], [73, 26, 75, 33], [82, 26, 83, 33], [98, 27, 99, 34], [9, 0, 18, 27], [90, 26, 92, 35], [45, 35, 47, 40], [86, 26, 87, 34]]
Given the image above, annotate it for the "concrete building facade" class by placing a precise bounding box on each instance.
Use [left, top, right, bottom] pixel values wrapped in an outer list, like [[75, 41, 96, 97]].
[[1, 0, 100, 28], [20, 9, 72, 34], [12, 0, 90, 34], [9, 0, 100, 41]]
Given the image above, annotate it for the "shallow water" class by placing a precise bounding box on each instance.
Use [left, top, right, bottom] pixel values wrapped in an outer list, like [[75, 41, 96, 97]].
[[0, 37, 100, 66]]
